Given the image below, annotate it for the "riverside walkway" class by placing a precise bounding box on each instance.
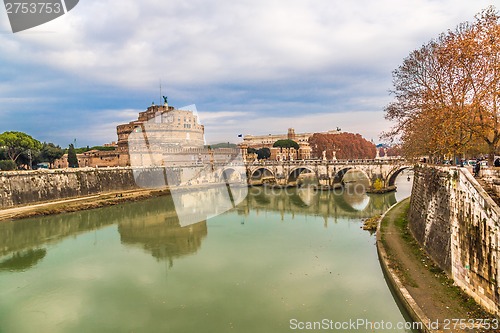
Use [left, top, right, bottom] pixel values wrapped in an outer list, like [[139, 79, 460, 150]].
[[377, 199, 499, 333]]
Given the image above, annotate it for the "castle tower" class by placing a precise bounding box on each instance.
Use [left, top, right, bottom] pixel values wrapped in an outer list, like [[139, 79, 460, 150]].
[[287, 128, 296, 140]]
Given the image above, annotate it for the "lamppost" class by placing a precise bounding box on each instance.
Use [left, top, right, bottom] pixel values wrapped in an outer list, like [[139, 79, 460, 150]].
[[27, 149, 32, 170]]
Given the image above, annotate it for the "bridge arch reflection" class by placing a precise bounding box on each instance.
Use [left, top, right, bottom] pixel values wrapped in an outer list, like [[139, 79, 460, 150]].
[[236, 186, 398, 223]]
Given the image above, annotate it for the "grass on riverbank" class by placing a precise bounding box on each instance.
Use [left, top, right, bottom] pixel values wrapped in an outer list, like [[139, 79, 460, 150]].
[[379, 199, 418, 288], [380, 198, 495, 320]]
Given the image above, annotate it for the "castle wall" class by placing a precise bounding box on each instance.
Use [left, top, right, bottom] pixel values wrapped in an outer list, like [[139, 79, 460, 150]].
[[0, 168, 139, 208]]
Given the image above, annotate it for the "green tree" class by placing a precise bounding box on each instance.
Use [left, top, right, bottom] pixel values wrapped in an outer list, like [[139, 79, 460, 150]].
[[0, 131, 42, 163], [256, 147, 271, 160], [273, 139, 299, 150], [67, 144, 79, 168], [39, 143, 65, 168], [16, 150, 36, 169]]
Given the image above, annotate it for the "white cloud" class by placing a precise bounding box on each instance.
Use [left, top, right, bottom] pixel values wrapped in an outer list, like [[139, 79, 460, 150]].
[[2, 0, 493, 88], [202, 110, 390, 144], [197, 111, 252, 122], [52, 108, 141, 145], [0, 0, 495, 145]]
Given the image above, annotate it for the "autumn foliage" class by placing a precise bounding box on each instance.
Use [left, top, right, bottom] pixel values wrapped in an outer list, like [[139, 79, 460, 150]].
[[309, 133, 376, 159], [384, 6, 500, 163], [379, 145, 402, 157]]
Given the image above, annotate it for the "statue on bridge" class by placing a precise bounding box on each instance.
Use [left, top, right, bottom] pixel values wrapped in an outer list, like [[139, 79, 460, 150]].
[[322, 150, 327, 161]]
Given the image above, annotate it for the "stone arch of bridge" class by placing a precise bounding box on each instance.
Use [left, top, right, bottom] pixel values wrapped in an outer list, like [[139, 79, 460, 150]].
[[249, 167, 275, 181], [288, 166, 317, 183], [386, 166, 412, 187], [333, 167, 370, 184], [219, 167, 245, 183]]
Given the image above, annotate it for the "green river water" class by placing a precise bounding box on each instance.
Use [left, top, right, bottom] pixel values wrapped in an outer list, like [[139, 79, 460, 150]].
[[0, 171, 417, 333]]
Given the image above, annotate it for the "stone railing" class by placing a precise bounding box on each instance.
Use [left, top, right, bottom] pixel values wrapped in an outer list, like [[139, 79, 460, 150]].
[[479, 168, 500, 198]]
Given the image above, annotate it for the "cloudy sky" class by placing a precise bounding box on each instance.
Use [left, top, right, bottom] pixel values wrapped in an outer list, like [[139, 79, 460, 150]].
[[0, 0, 495, 147]]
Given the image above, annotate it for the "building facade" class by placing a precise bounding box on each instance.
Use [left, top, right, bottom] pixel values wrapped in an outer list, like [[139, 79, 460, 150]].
[[240, 128, 340, 161], [117, 102, 205, 166], [242, 128, 339, 147], [55, 148, 121, 168]]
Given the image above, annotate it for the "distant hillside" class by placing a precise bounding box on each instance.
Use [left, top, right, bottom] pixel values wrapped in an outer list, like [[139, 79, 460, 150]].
[[69, 146, 117, 154], [206, 143, 238, 149]]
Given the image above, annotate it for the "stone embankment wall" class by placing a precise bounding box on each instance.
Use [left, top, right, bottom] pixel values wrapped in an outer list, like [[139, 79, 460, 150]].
[[0, 167, 139, 208], [409, 165, 499, 316]]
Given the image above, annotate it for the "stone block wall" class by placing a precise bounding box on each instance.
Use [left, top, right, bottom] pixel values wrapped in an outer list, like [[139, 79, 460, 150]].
[[409, 165, 499, 316], [409, 167, 452, 273], [0, 167, 139, 208]]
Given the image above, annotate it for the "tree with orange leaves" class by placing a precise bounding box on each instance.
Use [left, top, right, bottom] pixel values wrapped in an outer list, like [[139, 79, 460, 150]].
[[309, 132, 376, 160], [384, 6, 500, 164]]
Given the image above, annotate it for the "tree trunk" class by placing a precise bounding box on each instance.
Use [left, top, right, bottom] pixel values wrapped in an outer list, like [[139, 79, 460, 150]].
[[487, 142, 496, 166]]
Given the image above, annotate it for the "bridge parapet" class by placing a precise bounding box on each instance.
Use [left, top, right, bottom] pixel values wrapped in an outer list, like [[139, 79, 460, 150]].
[[246, 158, 406, 166]]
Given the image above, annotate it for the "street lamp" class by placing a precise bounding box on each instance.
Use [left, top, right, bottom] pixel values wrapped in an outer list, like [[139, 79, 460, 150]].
[[27, 149, 32, 170]]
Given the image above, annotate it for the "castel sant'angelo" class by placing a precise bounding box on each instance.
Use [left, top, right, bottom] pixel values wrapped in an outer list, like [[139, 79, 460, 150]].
[[56, 98, 339, 167], [116, 99, 206, 166]]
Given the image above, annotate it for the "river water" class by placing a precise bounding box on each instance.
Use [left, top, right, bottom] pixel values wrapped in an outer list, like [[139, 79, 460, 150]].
[[0, 170, 415, 333]]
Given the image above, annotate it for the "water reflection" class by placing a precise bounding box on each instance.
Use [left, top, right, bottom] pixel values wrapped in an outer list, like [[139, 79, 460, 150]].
[[0, 209, 119, 257], [118, 217, 207, 267], [237, 185, 398, 222], [0, 248, 46, 272], [0, 174, 416, 333], [0, 196, 208, 269], [0, 174, 411, 272], [171, 185, 247, 227]]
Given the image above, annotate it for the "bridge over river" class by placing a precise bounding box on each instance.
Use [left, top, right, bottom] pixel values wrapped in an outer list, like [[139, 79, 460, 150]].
[[218, 159, 411, 190]]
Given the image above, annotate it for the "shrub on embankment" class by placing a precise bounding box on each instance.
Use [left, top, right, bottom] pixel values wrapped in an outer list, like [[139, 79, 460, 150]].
[[0, 160, 16, 171]]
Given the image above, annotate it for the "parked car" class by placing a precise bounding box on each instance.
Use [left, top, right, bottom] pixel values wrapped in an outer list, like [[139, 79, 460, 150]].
[[34, 162, 49, 169]]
